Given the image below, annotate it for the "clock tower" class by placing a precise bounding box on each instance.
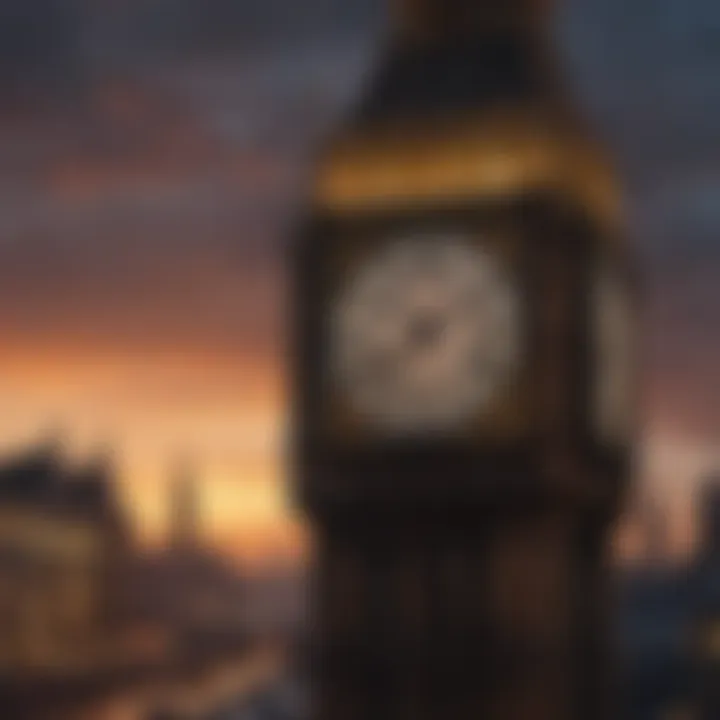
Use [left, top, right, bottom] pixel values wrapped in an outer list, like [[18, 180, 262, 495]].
[[292, 1, 636, 718]]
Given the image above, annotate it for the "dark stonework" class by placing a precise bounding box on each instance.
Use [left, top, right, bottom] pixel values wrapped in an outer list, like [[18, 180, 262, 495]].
[[305, 509, 616, 720], [293, 2, 632, 719]]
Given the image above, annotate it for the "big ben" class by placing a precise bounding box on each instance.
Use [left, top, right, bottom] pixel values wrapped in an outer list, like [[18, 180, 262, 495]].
[[292, 1, 637, 719]]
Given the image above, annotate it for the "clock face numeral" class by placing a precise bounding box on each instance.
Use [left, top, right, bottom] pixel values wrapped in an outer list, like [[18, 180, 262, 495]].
[[330, 235, 521, 434], [593, 265, 634, 445]]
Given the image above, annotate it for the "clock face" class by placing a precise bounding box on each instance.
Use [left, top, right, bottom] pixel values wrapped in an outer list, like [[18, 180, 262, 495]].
[[593, 265, 634, 445], [330, 235, 521, 434]]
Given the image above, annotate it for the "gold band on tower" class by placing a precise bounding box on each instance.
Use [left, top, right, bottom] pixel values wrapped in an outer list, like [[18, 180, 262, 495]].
[[315, 110, 622, 234]]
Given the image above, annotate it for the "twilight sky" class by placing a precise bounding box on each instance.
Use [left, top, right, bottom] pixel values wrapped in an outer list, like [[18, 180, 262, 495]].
[[0, 0, 718, 563]]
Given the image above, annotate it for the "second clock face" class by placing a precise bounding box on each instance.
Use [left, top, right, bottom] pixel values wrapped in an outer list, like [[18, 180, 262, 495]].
[[330, 234, 521, 435]]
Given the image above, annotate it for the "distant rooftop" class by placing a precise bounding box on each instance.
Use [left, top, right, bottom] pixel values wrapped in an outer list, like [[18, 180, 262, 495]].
[[0, 442, 117, 520]]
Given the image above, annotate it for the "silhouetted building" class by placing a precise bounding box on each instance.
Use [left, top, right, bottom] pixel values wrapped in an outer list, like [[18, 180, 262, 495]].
[[0, 441, 128, 673], [615, 472, 720, 719], [698, 475, 720, 564], [690, 472, 720, 719], [124, 464, 249, 647], [170, 461, 199, 553]]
